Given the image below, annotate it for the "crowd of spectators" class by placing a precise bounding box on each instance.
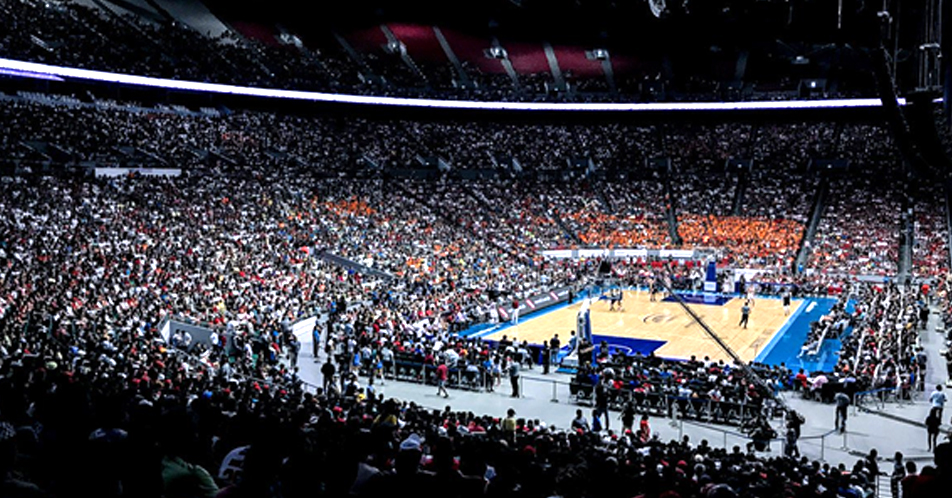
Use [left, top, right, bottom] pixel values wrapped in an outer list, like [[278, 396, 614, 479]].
[[721, 169, 817, 270], [1, 165, 905, 498], [0, 157, 592, 386], [809, 177, 903, 276], [663, 121, 863, 273], [812, 282, 929, 398], [677, 215, 804, 271], [6, 333, 940, 498], [798, 292, 855, 361], [2, 93, 901, 187], [740, 170, 817, 225], [1, 2, 952, 496], [0, 93, 937, 381], [0, 82, 948, 498], [0, 0, 368, 92], [568, 178, 671, 249], [912, 185, 950, 278], [571, 347, 790, 420], [0, 168, 931, 498], [1, 93, 938, 281], [465, 180, 575, 250], [311, 178, 586, 320]]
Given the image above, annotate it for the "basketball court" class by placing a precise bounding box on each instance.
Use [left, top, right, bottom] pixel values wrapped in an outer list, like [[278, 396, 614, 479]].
[[477, 288, 833, 365]]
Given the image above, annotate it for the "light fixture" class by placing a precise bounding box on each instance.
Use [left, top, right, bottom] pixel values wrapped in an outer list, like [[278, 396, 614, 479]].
[[0, 57, 907, 112], [648, 0, 666, 18]]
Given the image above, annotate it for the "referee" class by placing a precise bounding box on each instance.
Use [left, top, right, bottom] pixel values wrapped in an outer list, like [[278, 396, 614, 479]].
[[739, 300, 751, 329]]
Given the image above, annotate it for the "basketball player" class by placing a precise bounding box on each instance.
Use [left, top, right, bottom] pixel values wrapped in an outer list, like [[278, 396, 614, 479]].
[[782, 287, 792, 316], [609, 288, 621, 311], [615, 288, 625, 312], [648, 277, 658, 302]]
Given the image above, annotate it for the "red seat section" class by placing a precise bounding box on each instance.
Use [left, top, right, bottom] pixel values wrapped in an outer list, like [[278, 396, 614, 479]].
[[550, 45, 603, 77], [229, 21, 281, 47], [344, 26, 388, 52], [439, 29, 507, 74], [609, 54, 643, 76], [387, 24, 446, 62], [500, 41, 550, 74]]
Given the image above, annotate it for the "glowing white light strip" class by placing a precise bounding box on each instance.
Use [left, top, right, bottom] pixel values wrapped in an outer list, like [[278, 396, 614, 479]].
[[0, 57, 907, 111], [0, 67, 64, 81]]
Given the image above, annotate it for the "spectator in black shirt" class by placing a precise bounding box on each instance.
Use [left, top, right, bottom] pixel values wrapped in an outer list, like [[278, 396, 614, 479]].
[[322, 358, 337, 393]]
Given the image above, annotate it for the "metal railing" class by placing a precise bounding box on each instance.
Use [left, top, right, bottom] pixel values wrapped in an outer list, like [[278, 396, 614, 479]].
[[852, 386, 917, 414], [366, 362, 784, 429], [374, 359, 492, 393], [519, 375, 780, 428], [677, 417, 844, 462]]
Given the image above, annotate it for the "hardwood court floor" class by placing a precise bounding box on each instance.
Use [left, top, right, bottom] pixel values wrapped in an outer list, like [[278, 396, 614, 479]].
[[483, 289, 802, 363]]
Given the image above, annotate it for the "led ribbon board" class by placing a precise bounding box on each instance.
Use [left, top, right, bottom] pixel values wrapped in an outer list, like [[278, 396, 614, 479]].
[[0, 57, 907, 111]]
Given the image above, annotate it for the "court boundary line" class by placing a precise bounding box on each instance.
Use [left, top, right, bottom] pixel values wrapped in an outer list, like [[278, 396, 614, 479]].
[[753, 297, 810, 363], [468, 290, 594, 339]]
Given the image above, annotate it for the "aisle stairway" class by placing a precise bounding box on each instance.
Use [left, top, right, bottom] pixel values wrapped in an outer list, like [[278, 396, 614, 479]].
[[662, 168, 681, 245], [380, 24, 427, 84], [151, 0, 232, 38], [898, 187, 913, 281], [432, 26, 473, 87], [731, 170, 748, 216], [317, 251, 395, 281], [333, 32, 380, 84], [794, 177, 829, 273], [542, 42, 565, 90]]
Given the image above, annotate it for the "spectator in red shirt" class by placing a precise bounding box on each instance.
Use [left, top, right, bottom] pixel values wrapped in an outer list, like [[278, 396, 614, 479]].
[[795, 369, 809, 392], [436, 361, 449, 398]]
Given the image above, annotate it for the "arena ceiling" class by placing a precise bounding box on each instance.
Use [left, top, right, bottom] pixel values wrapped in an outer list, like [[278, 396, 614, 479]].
[[206, 0, 921, 93], [208, 0, 886, 47]]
